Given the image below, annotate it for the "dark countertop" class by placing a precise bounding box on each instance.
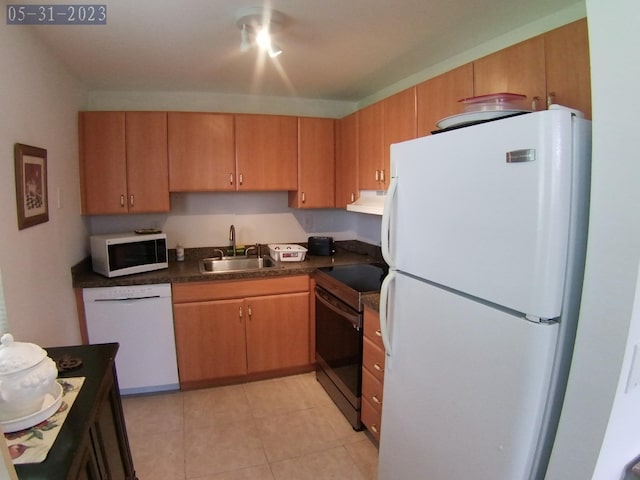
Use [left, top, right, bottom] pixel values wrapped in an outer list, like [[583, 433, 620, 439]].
[[72, 240, 385, 305], [14, 343, 127, 480]]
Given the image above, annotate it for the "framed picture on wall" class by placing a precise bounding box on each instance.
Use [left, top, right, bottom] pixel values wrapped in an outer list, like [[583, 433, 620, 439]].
[[14, 143, 48, 230]]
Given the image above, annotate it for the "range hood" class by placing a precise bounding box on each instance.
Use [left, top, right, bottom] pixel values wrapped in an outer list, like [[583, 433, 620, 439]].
[[346, 190, 386, 215]]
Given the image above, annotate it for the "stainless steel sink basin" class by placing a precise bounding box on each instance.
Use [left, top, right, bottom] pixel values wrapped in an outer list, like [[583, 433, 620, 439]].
[[198, 255, 278, 274]]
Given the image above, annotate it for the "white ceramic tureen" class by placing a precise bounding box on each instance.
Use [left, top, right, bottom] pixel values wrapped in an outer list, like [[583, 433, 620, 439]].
[[0, 333, 58, 421]]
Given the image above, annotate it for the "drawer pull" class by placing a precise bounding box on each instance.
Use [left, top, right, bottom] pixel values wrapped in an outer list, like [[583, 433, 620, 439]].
[[370, 424, 379, 434], [372, 395, 382, 405], [375, 329, 382, 337], [373, 363, 383, 372]]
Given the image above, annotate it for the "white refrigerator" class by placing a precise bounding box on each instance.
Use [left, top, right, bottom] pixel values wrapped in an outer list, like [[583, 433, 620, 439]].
[[378, 108, 591, 480]]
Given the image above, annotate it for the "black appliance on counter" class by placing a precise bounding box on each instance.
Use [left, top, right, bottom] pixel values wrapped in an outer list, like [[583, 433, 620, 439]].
[[307, 236, 334, 256], [314, 263, 387, 429]]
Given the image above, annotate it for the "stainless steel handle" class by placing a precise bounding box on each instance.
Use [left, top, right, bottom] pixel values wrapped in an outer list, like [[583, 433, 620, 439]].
[[120, 195, 125, 207], [547, 92, 556, 109], [372, 395, 382, 405], [531, 96, 540, 111], [315, 288, 361, 327]]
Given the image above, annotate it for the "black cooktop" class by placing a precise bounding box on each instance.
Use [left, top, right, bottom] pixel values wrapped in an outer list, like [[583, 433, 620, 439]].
[[317, 263, 387, 293]]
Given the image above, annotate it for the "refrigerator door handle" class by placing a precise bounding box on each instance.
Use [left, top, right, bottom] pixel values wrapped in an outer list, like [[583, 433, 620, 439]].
[[379, 270, 396, 357], [381, 176, 398, 268]]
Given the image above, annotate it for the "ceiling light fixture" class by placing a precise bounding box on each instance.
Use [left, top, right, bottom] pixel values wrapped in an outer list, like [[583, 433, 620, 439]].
[[235, 6, 286, 58]]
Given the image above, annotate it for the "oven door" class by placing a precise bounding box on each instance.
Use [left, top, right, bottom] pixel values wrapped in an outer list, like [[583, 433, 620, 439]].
[[315, 286, 363, 408]]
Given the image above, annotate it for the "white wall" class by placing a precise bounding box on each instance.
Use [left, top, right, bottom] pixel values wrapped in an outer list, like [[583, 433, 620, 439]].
[[0, 18, 87, 346], [83, 192, 382, 251], [545, 1, 640, 478], [87, 90, 355, 118]]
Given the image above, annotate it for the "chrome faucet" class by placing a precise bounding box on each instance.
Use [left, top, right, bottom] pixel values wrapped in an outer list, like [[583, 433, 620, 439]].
[[229, 224, 236, 256]]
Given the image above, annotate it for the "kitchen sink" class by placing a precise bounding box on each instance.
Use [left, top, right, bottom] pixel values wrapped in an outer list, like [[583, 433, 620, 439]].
[[198, 255, 279, 274]]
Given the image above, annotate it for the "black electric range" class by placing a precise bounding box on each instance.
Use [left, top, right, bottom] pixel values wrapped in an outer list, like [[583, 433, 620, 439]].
[[314, 263, 387, 312], [314, 262, 387, 430]]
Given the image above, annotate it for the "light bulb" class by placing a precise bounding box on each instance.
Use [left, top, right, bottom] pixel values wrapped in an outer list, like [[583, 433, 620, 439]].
[[256, 27, 271, 50]]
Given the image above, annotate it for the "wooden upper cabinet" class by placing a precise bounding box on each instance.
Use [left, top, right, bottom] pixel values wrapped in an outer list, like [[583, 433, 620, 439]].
[[417, 64, 474, 136], [79, 112, 126, 214], [126, 112, 170, 213], [168, 112, 235, 192], [383, 87, 417, 172], [289, 117, 335, 209], [235, 114, 298, 191], [335, 112, 359, 208], [357, 101, 384, 191], [545, 18, 591, 119], [473, 35, 546, 111], [79, 111, 170, 215]]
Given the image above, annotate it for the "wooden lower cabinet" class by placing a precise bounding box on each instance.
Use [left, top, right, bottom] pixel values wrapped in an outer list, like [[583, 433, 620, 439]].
[[246, 292, 310, 373], [172, 275, 312, 389], [362, 306, 385, 443], [173, 298, 248, 384]]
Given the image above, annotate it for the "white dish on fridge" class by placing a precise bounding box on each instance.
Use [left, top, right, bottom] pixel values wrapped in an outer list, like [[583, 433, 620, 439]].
[[436, 109, 530, 129]]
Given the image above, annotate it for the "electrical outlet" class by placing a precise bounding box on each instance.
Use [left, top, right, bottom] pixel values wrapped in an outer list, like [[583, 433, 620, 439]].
[[625, 344, 640, 394]]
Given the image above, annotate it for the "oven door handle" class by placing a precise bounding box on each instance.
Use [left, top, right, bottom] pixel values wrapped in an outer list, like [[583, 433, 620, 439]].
[[315, 289, 361, 329]]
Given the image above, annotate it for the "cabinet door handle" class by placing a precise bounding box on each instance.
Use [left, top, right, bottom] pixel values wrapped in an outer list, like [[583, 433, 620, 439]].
[[229, 173, 234, 185], [372, 395, 382, 405], [350, 192, 355, 203], [547, 92, 556, 109], [239, 173, 244, 186], [375, 170, 380, 182], [301, 192, 306, 204], [375, 329, 382, 337], [239, 306, 243, 318], [380, 169, 385, 183], [373, 363, 384, 372], [120, 195, 125, 207], [531, 96, 540, 111], [248, 305, 252, 318], [129, 195, 134, 207], [370, 424, 379, 434]]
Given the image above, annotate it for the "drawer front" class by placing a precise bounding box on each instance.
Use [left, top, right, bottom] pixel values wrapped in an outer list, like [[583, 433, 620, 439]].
[[361, 366, 384, 413], [364, 307, 384, 348], [361, 397, 382, 443], [363, 336, 385, 382]]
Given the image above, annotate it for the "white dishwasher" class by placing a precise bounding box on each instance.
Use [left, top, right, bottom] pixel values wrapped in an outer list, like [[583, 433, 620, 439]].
[[83, 283, 179, 395]]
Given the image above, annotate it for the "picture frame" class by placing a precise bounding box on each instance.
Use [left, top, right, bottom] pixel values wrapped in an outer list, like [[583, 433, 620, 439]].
[[14, 143, 48, 230]]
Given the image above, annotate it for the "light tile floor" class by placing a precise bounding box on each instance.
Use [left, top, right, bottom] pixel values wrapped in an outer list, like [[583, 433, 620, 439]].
[[121, 372, 379, 480]]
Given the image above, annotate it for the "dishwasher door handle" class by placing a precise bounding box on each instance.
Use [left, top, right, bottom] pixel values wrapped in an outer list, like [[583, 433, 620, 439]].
[[94, 295, 162, 302]]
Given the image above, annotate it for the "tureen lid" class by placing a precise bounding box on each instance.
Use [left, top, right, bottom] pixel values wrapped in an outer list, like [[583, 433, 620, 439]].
[[0, 333, 48, 375]]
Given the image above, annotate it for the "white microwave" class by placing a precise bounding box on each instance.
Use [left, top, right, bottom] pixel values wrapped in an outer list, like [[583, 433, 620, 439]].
[[90, 232, 168, 278]]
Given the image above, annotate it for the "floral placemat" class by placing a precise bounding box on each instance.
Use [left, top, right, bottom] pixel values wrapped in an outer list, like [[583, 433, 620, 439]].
[[4, 376, 85, 464]]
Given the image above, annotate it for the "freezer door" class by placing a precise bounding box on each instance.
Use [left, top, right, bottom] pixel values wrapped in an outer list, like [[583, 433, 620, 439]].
[[390, 110, 587, 320], [378, 274, 559, 480]]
